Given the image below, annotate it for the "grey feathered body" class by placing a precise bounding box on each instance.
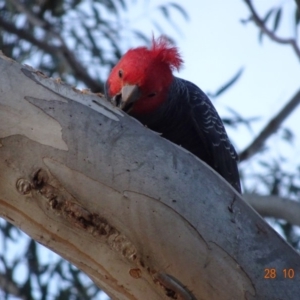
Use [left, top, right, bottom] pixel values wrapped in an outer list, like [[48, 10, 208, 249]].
[[130, 76, 241, 192]]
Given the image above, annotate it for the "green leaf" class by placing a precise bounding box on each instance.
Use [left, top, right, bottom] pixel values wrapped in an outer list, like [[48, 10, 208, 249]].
[[159, 5, 169, 19], [168, 2, 189, 21], [92, 6, 101, 25], [95, 0, 118, 15], [152, 19, 164, 34], [295, 7, 300, 26], [115, 0, 127, 10], [273, 8, 282, 32], [209, 67, 244, 98], [281, 127, 294, 144], [259, 8, 275, 44], [264, 8, 276, 24], [258, 29, 264, 44], [289, 183, 300, 194], [240, 16, 252, 25], [258, 160, 272, 169], [133, 30, 150, 44]]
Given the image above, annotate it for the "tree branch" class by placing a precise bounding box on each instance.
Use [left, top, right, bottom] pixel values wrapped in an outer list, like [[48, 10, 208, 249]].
[[239, 88, 300, 161], [244, 194, 300, 226], [244, 0, 300, 59], [1, 53, 300, 299], [0, 18, 58, 54], [0, 15, 102, 92], [0, 273, 26, 300], [295, 0, 300, 14], [9, 0, 47, 28]]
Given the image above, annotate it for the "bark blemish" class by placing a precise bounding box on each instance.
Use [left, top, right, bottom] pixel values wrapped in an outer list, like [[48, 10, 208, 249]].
[[228, 194, 237, 213], [16, 178, 32, 195], [29, 168, 138, 262], [32, 168, 49, 189], [129, 268, 142, 279], [153, 273, 197, 300]]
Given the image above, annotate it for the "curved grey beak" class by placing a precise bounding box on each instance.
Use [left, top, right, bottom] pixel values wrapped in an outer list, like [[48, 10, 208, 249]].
[[117, 85, 140, 111]]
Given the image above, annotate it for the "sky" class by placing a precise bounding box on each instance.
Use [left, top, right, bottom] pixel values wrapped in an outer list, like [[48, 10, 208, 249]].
[[121, 0, 300, 193]]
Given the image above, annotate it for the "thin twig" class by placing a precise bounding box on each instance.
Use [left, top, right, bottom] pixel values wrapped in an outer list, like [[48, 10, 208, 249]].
[[0, 273, 27, 300], [239, 88, 300, 161], [244, 0, 300, 59]]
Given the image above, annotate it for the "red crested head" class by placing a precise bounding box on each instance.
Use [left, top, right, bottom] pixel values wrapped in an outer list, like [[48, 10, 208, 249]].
[[106, 36, 183, 114]]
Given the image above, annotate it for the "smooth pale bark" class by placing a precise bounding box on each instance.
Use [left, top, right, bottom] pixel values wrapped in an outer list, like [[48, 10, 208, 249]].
[[0, 53, 299, 300], [244, 194, 300, 226]]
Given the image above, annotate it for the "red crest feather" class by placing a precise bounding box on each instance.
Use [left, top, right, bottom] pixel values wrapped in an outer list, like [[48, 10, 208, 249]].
[[107, 36, 184, 114], [150, 36, 183, 71]]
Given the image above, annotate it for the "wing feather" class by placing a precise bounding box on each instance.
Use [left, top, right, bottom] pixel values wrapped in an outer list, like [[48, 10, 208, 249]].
[[183, 79, 241, 192]]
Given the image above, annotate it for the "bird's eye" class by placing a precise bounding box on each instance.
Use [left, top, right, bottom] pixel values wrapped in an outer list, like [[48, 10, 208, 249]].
[[118, 70, 123, 78], [148, 92, 156, 98]]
